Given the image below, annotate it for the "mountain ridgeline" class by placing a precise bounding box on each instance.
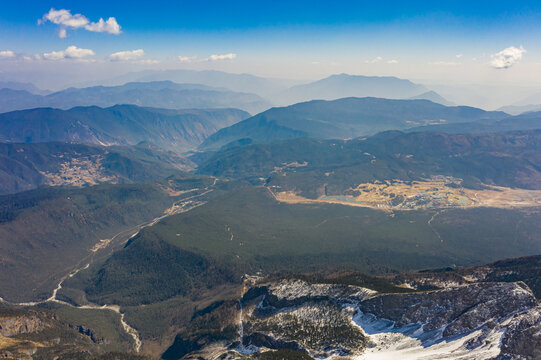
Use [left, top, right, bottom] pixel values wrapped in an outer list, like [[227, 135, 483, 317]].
[[90, 69, 295, 99], [0, 80, 51, 95], [198, 130, 541, 197], [408, 109, 541, 134], [0, 81, 271, 114], [278, 74, 429, 103], [78, 71, 442, 106], [409, 90, 454, 105], [200, 97, 507, 150], [0, 104, 249, 152]]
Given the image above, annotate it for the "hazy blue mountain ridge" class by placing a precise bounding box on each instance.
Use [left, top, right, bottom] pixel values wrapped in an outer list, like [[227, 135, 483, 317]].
[[0, 104, 249, 152], [0, 80, 270, 114], [200, 97, 508, 150]]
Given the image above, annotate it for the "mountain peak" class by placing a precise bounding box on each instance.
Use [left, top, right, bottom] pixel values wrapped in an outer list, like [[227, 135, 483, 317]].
[[409, 90, 454, 106]]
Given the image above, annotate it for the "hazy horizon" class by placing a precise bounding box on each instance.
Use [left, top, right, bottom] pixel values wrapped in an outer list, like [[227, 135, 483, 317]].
[[1, 1, 540, 107]]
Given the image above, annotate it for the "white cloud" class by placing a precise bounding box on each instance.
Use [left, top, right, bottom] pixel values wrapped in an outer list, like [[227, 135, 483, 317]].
[[108, 49, 145, 61], [43, 45, 95, 60], [429, 61, 462, 66], [456, 54, 463, 59], [176, 53, 236, 63], [207, 53, 237, 61], [490, 46, 526, 69], [365, 56, 383, 64], [0, 50, 16, 59], [84, 17, 121, 34], [178, 56, 196, 63], [40, 9, 88, 28], [39, 8, 121, 38], [387, 59, 399, 64]]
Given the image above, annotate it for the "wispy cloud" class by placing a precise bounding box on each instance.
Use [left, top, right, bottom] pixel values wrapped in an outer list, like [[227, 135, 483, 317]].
[[108, 49, 145, 61], [365, 57, 397, 64], [177, 53, 237, 62], [207, 53, 237, 61], [108, 49, 159, 64], [0, 50, 16, 59], [490, 46, 526, 69], [39, 8, 121, 38], [456, 54, 463, 59], [43, 45, 95, 60], [178, 56, 196, 63], [365, 56, 383, 64]]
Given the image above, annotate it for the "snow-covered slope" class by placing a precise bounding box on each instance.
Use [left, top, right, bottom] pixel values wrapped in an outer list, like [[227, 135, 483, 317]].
[[189, 279, 540, 359]]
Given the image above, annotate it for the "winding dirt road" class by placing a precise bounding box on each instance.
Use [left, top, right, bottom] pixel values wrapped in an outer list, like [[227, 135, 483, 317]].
[[0, 181, 218, 352]]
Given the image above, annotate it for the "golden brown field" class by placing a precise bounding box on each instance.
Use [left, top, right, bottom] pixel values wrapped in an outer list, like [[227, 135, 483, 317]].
[[273, 177, 541, 210]]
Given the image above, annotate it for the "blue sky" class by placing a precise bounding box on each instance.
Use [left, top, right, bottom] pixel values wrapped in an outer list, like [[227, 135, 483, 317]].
[[1, 0, 541, 94]]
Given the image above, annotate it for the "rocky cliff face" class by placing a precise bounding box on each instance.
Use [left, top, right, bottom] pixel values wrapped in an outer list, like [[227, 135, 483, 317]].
[[0, 314, 48, 337], [180, 279, 540, 360], [0, 306, 143, 359], [390, 255, 541, 300]]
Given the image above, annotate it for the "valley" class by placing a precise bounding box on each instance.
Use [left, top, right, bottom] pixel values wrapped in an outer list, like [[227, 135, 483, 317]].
[[0, 177, 224, 357], [0, 62, 541, 359], [274, 177, 541, 210]]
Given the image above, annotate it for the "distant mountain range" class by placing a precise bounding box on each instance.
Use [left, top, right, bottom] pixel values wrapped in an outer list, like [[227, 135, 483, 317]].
[[200, 97, 507, 150], [8, 70, 541, 114], [85, 69, 297, 99], [277, 74, 429, 104], [499, 90, 541, 115], [70, 72, 449, 108], [0, 104, 249, 152], [0, 73, 456, 113], [0, 80, 50, 95], [499, 103, 541, 115], [0, 81, 270, 114]]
